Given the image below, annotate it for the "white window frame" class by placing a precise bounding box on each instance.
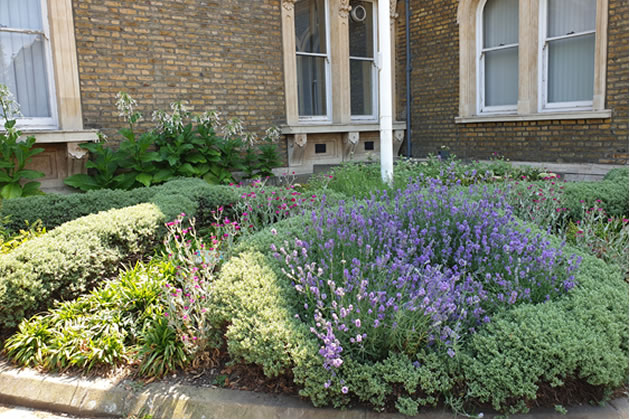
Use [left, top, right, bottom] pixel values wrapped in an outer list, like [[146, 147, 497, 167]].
[[0, 0, 58, 129], [476, 0, 519, 115], [538, 0, 595, 112], [350, 0, 378, 122], [295, 0, 332, 123]]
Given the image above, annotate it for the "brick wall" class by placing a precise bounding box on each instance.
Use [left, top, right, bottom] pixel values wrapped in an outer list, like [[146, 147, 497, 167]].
[[72, 0, 286, 150], [397, 0, 629, 165]]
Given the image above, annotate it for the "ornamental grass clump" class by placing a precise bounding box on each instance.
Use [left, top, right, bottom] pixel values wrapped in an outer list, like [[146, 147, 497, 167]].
[[273, 178, 581, 385]]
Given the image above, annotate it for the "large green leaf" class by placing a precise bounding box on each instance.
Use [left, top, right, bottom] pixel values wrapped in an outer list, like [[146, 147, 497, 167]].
[[0, 172, 13, 183], [64, 174, 102, 191], [203, 172, 220, 185], [140, 151, 161, 163], [1, 183, 23, 199], [113, 172, 137, 190], [21, 181, 43, 197], [177, 163, 198, 176], [0, 161, 15, 169], [14, 169, 45, 180], [185, 153, 207, 164], [135, 173, 153, 187], [152, 168, 174, 184]]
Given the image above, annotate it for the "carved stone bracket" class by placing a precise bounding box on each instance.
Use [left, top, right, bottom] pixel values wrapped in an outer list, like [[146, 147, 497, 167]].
[[393, 130, 405, 154], [282, 0, 297, 12], [294, 133, 308, 148], [390, 0, 399, 19], [67, 142, 88, 160], [289, 133, 308, 166], [339, 0, 352, 19], [343, 132, 360, 161]]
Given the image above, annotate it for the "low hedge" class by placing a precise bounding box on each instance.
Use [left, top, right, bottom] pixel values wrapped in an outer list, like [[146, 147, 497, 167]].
[[603, 166, 629, 183], [0, 203, 164, 332], [561, 177, 629, 220], [0, 178, 240, 233], [210, 217, 628, 415], [0, 179, 243, 332]]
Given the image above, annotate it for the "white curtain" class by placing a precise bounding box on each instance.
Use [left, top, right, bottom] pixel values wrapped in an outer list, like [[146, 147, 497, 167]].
[[547, 0, 596, 103], [482, 0, 519, 107], [0, 0, 51, 118]]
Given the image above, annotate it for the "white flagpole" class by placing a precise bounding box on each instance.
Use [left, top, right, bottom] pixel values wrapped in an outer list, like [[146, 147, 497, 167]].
[[378, 0, 394, 185]]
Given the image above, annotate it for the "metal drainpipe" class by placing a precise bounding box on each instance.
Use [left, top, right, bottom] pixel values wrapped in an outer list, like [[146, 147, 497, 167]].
[[405, 0, 413, 157]]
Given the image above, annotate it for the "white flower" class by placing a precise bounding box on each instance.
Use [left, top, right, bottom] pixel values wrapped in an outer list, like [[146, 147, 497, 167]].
[[243, 132, 257, 147], [115, 91, 141, 122], [194, 110, 221, 128], [265, 126, 281, 143], [222, 117, 244, 138], [0, 84, 22, 120]]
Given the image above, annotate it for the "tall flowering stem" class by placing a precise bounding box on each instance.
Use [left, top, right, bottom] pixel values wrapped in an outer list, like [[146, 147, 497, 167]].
[[162, 213, 220, 358], [568, 202, 629, 276]]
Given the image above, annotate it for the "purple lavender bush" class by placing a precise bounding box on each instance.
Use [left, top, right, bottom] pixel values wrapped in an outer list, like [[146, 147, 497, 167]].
[[273, 178, 581, 374]]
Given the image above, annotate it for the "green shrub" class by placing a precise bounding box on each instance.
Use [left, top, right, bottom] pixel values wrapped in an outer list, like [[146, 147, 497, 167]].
[[0, 203, 165, 331], [65, 93, 282, 191], [461, 252, 628, 413], [603, 167, 629, 183], [562, 179, 629, 220], [0, 178, 240, 233], [211, 216, 628, 415]]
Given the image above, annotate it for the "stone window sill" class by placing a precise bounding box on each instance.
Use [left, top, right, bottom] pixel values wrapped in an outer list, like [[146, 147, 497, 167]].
[[455, 110, 612, 124], [18, 129, 99, 144], [281, 121, 406, 135]]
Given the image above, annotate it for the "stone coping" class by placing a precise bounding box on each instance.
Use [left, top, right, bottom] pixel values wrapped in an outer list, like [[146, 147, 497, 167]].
[[0, 361, 627, 419]]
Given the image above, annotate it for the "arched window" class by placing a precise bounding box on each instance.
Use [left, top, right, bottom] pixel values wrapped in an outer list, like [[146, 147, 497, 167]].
[[478, 0, 519, 113]]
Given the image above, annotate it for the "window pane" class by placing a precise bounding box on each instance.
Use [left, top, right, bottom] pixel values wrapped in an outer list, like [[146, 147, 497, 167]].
[[484, 46, 518, 107], [548, 33, 594, 103], [0, 32, 51, 118], [297, 55, 327, 116], [350, 59, 373, 116], [0, 0, 43, 30], [483, 0, 519, 48], [295, 0, 327, 54], [548, 0, 596, 38], [349, 0, 373, 58]]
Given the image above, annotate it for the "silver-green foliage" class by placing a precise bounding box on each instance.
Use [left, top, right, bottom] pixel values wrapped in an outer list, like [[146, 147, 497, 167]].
[[0, 203, 165, 330]]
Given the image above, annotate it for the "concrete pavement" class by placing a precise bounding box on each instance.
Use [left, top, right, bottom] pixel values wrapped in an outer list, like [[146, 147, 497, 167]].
[[0, 360, 627, 419]]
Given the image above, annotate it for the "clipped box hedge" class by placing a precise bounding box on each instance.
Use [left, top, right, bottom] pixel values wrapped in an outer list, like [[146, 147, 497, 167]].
[[0, 178, 240, 233]]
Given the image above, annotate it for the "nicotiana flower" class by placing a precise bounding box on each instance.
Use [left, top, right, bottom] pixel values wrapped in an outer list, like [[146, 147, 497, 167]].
[[265, 126, 281, 143], [194, 110, 221, 128], [115, 91, 142, 123], [222, 117, 244, 138], [0, 83, 22, 120], [243, 132, 257, 147]]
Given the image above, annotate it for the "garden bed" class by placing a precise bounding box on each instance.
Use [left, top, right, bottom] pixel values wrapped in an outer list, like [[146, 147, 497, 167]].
[[1, 162, 627, 417]]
